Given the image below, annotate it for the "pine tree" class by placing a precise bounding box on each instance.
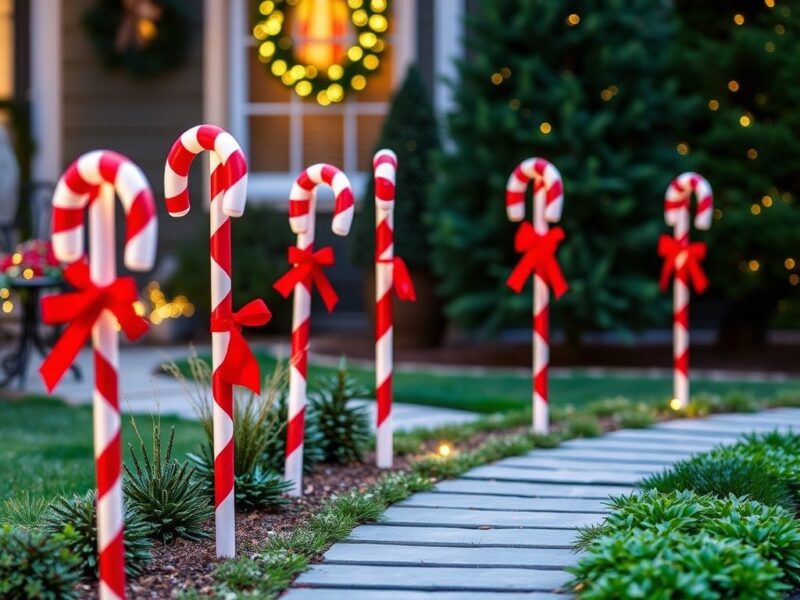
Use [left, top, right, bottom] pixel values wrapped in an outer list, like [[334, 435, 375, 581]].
[[426, 0, 695, 341], [673, 0, 800, 345], [351, 65, 441, 269]]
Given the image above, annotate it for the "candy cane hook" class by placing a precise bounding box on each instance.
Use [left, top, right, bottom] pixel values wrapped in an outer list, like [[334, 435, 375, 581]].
[[661, 172, 713, 410], [275, 164, 354, 495], [373, 150, 415, 468], [164, 125, 250, 559], [46, 150, 157, 600], [505, 158, 567, 434]]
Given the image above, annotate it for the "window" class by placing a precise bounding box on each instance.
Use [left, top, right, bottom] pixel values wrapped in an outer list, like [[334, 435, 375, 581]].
[[229, 0, 414, 202]]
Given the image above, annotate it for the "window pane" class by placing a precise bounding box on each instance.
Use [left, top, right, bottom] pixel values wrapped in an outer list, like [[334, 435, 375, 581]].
[[249, 116, 291, 172], [356, 45, 394, 103], [356, 114, 385, 171], [249, 50, 291, 103], [302, 114, 343, 166]]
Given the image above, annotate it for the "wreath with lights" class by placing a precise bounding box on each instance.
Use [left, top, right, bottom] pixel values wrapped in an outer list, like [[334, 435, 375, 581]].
[[253, 0, 390, 105], [83, 0, 190, 79]]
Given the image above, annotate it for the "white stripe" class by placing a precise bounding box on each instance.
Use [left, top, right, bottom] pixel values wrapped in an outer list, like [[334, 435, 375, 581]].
[[519, 158, 537, 179], [374, 161, 396, 184], [285, 447, 304, 496], [212, 400, 234, 459], [506, 202, 525, 222], [376, 262, 393, 298], [215, 491, 236, 558], [332, 205, 353, 236], [52, 230, 83, 263], [223, 173, 248, 218], [375, 329, 392, 388], [533, 397, 548, 434], [98, 580, 124, 600], [306, 163, 324, 182], [114, 160, 148, 212], [376, 418, 393, 469], [52, 177, 87, 209], [505, 174, 528, 194], [96, 479, 123, 550], [163, 163, 187, 201], [125, 218, 157, 271], [180, 126, 204, 154], [214, 131, 239, 163], [331, 170, 350, 196], [209, 257, 232, 310], [76, 150, 104, 185]]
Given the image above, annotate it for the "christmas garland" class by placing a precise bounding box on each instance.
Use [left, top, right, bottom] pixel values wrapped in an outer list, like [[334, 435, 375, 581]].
[[83, 0, 190, 79], [253, 0, 390, 105]]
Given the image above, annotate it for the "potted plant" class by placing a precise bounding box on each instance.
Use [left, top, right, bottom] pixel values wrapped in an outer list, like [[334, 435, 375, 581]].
[[351, 65, 445, 348]]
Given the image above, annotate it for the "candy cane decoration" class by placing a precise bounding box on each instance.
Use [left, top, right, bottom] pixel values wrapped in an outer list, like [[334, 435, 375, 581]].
[[505, 158, 567, 434], [41, 150, 157, 600], [373, 150, 416, 469], [165, 125, 270, 559], [274, 164, 354, 495], [659, 172, 713, 409]]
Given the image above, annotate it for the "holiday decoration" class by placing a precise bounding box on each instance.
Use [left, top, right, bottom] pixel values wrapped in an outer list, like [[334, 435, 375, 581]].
[[659, 172, 713, 410], [505, 158, 567, 434], [83, 0, 190, 79], [372, 149, 416, 469], [0, 240, 61, 281], [40, 150, 157, 600], [274, 163, 354, 495], [164, 125, 270, 558], [252, 0, 390, 105]]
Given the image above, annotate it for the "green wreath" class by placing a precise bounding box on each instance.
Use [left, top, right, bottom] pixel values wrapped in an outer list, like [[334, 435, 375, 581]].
[[253, 0, 390, 105], [83, 0, 190, 79]]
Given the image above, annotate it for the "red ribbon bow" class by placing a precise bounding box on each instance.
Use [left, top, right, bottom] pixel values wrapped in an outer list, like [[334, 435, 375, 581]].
[[658, 235, 709, 294], [274, 246, 339, 312], [378, 256, 417, 301], [39, 261, 149, 393], [211, 299, 271, 395], [506, 222, 569, 299]]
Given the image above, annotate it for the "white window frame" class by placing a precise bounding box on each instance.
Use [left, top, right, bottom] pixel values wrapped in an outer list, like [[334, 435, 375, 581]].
[[228, 0, 415, 205]]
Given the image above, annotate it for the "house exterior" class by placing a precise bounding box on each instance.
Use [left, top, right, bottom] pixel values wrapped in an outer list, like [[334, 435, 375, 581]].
[[1, 0, 467, 321]]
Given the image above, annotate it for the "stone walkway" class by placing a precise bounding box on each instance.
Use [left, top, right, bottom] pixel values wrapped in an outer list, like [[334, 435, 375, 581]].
[[285, 407, 800, 599], [18, 344, 479, 432]]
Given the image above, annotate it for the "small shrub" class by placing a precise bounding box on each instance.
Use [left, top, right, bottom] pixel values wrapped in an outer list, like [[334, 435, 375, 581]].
[[679, 392, 723, 418], [0, 524, 82, 600], [123, 416, 212, 544], [260, 391, 325, 474], [615, 403, 657, 429], [565, 415, 602, 439], [769, 390, 800, 408], [370, 472, 434, 504], [570, 529, 787, 599], [214, 548, 308, 597], [309, 360, 372, 464], [40, 492, 152, 579], [307, 490, 385, 543], [641, 453, 797, 512], [720, 391, 760, 413]]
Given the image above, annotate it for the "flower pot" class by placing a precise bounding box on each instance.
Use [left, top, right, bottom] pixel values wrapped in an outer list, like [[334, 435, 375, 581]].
[[363, 267, 445, 349]]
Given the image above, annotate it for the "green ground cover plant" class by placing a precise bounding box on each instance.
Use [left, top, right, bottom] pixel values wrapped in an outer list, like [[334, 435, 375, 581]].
[[572, 432, 800, 597]]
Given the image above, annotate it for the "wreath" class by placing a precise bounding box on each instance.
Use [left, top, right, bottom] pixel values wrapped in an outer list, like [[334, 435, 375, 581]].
[[253, 0, 390, 105], [83, 0, 190, 79]]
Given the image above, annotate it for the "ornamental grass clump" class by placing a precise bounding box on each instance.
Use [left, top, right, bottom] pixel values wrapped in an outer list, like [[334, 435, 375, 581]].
[[0, 524, 83, 600], [40, 491, 152, 579], [309, 359, 371, 464], [123, 413, 212, 544], [168, 355, 292, 510]]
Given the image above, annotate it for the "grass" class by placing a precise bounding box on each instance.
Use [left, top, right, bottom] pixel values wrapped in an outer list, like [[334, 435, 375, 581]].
[[173, 350, 800, 413], [0, 396, 205, 518]]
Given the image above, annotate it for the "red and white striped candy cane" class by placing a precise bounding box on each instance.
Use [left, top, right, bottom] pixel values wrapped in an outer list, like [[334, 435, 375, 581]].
[[663, 172, 713, 409], [373, 150, 415, 469], [281, 164, 354, 495], [164, 125, 248, 558], [505, 158, 565, 434], [50, 150, 157, 600]]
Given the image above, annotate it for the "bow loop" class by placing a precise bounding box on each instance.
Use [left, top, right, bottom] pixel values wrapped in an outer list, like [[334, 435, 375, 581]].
[[39, 262, 149, 393], [506, 222, 569, 299], [210, 299, 271, 394], [377, 256, 417, 302], [274, 246, 339, 312], [658, 235, 708, 294]]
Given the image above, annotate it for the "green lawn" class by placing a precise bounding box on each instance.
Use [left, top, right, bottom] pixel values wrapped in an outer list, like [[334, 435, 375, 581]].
[[181, 350, 800, 414], [0, 396, 205, 512]]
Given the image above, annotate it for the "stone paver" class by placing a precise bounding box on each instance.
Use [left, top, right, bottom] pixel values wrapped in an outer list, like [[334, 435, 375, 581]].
[[398, 492, 609, 513], [288, 410, 792, 598]]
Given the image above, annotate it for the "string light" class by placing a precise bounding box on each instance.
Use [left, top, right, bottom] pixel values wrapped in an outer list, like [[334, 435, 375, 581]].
[[567, 13, 580, 26], [751, 204, 761, 215], [2, 300, 12, 314], [747, 148, 758, 160], [733, 13, 745, 25], [677, 143, 690, 155], [490, 72, 503, 85], [540, 122, 552, 134], [728, 80, 740, 92], [437, 443, 452, 457], [145, 282, 194, 325], [762, 195, 773, 207], [739, 114, 752, 127], [785, 258, 795, 270], [748, 260, 760, 272], [708, 99, 719, 111], [714, 208, 723, 220], [791, 274, 800, 286]]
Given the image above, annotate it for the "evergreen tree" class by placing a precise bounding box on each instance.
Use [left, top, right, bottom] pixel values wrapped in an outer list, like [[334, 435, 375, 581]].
[[351, 65, 441, 269], [426, 0, 695, 341], [673, 0, 800, 345]]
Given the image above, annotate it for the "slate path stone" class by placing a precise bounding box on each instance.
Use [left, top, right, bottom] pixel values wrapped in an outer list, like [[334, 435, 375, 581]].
[[285, 410, 790, 599]]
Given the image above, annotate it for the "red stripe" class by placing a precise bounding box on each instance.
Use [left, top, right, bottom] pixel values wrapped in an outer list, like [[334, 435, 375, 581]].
[[196, 124, 222, 150], [289, 198, 310, 218], [376, 376, 392, 425], [210, 162, 228, 199], [99, 530, 126, 598], [546, 180, 563, 205], [124, 189, 155, 244], [210, 221, 232, 279], [675, 305, 689, 329], [225, 151, 247, 187], [336, 186, 354, 212], [534, 303, 549, 339], [375, 220, 393, 257], [534, 369, 548, 402], [506, 190, 524, 207], [296, 171, 315, 191], [375, 177, 395, 202], [213, 437, 235, 506], [320, 164, 338, 184], [376, 293, 392, 339], [675, 349, 689, 374], [286, 408, 306, 455], [98, 152, 122, 183], [373, 153, 397, 169], [52, 206, 84, 233], [95, 351, 119, 411], [95, 432, 121, 500], [166, 192, 190, 215], [697, 196, 712, 215], [291, 319, 310, 377], [167, 140, 194, 177], [64, 163, 92, 195]]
